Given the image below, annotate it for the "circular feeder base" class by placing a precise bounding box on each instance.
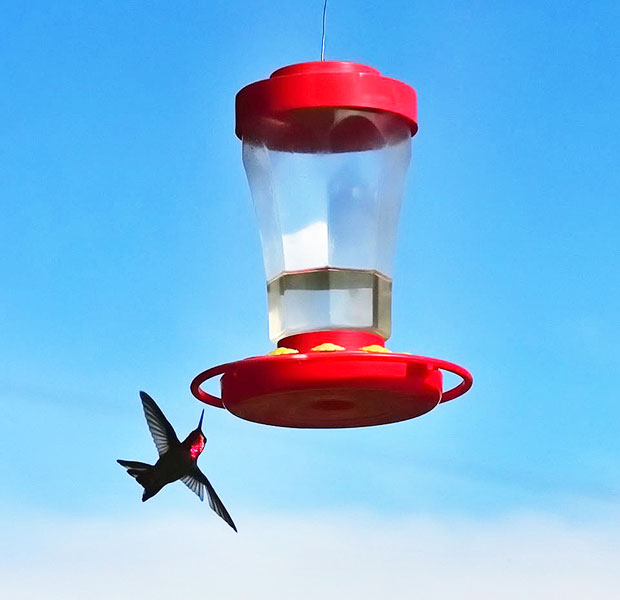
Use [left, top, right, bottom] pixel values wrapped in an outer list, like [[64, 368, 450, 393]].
[[191, 352, 472, 429]]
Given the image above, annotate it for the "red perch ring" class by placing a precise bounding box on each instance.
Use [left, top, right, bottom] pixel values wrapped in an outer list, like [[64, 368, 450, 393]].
[[191, 352, 472, 429]]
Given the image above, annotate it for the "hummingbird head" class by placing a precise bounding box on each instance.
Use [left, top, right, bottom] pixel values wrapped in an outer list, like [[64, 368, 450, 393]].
[[188, 410, 206, 460]]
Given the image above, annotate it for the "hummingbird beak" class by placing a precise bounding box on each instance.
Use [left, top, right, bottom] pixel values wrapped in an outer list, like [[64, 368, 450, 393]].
[[197, 409, 204, 432]]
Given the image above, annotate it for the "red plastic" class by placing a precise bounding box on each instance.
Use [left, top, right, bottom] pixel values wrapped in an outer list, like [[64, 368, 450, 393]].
[[190, 344, 472, 429], [279, 331, 385, 353], [236, 61, 418, 150]]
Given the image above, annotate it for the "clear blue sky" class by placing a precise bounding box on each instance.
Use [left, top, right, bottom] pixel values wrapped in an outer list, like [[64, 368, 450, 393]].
[[1, 0, 619, 533]]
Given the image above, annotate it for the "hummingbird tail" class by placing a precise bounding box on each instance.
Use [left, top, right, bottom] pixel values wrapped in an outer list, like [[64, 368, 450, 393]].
[[141, 485, 163, 502], [117, 459, 153, 483], [117, 459, 152, 477], [117, 459, 163, 502]]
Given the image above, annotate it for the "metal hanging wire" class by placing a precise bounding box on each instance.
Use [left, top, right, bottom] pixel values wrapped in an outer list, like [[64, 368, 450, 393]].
[[321, 0, 328, 61]]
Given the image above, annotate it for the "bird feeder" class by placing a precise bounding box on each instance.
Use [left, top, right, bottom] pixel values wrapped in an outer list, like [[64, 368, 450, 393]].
[[191, 61, 472, 428]]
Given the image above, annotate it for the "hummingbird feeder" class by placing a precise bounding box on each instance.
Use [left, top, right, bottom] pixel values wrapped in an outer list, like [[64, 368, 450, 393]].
[[191, 61, 472, 428]]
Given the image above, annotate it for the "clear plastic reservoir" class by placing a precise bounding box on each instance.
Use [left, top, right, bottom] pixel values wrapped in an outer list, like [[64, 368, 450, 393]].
[[242, 107, 412, 342]]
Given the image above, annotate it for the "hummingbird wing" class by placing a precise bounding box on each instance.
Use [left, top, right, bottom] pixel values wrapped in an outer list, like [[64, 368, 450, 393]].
[[181, 466, 237, 532], [139, 391, 180, 456], [180, 472, 205, 500]]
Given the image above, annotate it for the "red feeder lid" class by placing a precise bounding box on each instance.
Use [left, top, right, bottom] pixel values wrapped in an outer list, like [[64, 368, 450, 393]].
[[236, 61, 418, 151]]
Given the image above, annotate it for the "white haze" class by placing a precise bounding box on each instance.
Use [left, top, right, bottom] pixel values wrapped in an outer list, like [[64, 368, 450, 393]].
[[1, 510, 619, 599]]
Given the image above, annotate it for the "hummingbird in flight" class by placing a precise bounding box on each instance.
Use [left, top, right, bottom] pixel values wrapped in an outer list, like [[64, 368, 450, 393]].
[[117, 391, 237, 532]]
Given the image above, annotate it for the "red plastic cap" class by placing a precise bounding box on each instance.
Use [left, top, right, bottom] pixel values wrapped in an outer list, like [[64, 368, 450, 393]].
[[236, 61, 418, 151]]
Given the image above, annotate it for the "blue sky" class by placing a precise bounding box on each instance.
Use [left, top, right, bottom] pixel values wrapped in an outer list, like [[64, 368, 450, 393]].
[[1, 1, 619, 596]]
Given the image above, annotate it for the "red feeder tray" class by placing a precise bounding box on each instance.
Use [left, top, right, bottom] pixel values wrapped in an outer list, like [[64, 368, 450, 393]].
[[191, 332, 472, 429]]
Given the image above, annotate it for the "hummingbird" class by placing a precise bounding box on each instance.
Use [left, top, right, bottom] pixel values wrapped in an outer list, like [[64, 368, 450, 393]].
[[117, 391, 237, 532]]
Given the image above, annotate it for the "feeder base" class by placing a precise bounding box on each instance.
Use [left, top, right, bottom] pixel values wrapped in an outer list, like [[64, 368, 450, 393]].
[[191, 350, 472, 429]]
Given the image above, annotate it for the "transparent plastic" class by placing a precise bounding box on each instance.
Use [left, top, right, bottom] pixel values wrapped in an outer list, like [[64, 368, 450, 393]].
[[242, 108, 411, 342]]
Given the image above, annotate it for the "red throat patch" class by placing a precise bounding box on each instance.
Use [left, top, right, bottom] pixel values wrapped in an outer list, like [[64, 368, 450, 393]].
[[189, 437, 205, 460]]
